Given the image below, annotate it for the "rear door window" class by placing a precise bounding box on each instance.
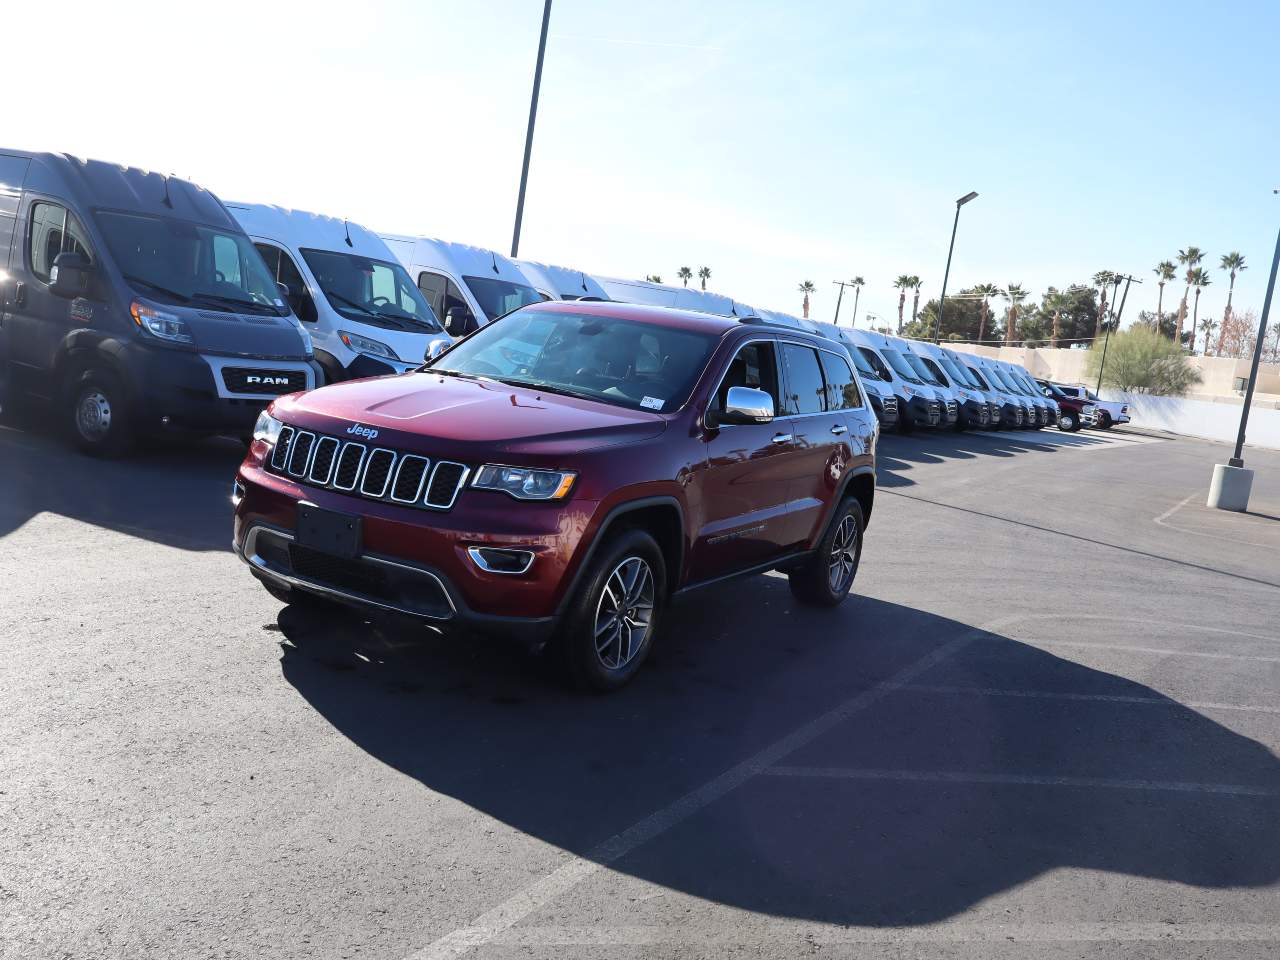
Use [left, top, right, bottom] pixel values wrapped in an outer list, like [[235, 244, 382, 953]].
[[780, 343, 827, 415], [819, 350, 863, 410]]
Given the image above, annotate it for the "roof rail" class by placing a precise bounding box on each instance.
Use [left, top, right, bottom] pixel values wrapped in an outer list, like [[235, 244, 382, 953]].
[[736, 314, 767, 324]]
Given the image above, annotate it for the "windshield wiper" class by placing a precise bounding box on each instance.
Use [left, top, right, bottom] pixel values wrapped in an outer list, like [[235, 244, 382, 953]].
[[498, 378, 602, 404], [192, 292, 279, 315], [122, 274, 191, 303], [322, 290, 383, 320]]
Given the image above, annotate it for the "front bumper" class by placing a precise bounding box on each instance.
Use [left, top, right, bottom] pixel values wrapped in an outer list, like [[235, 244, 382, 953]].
[[906, 395, 942, 427], [234, 457, 596, 642], [870, 393, 900, 427]]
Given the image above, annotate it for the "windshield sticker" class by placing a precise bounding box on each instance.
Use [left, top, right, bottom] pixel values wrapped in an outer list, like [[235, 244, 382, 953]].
[[640, 396, 664, 411]]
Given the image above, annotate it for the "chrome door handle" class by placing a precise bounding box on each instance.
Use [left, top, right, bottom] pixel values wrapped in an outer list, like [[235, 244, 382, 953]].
[[771, 433, 793, 444], [830, 424, 848, 435]]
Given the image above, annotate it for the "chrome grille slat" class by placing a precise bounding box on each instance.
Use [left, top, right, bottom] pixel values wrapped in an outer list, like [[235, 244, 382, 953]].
[[287, 431, 315, 476], [270, 427, 295, 471], [391, 456, 431, 504], [333, 442, 366, 491], [359, 449, 398, 498], [425, 462, 469, 509], [308, 437, 340, 485]]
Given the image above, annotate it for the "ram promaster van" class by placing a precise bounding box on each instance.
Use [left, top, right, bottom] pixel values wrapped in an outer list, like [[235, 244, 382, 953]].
[[0, 151, 318, 455], [907, 339, 992, 429], [378, 235, 542, 337], [849, 329, 942, 433], [595, 275, 754, 318], [228, 204, 448, 383], [515, 259, 609, 301]]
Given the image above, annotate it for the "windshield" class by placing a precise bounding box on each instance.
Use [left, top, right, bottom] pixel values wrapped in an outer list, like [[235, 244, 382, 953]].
[[990, 367, 1023, 394], [907, 353, 944, 385], [848, 345, 881, 380], [857, 347, 894, 383], [967, 366, 992, 390], [96, 211, 285, 315], [428, 310, 717, 413], [881, 348, 923, 383], [463, 275, 542, 321], [301, 248, 441, 332], [940, 354, 978, 388]]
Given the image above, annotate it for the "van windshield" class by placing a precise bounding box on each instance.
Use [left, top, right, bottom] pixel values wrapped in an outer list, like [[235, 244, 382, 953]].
[[857, 347, 893, 383], [301, 248, 442, 332], [880, 348, 924, 384], [906, 353, 943, 385], [967, 366, 991, 390], [428, 310, 717, 413], [463, 276, 542, 321], [940, 354, 978, 388], [848, 345, 881, 380], [96, 211, 285, 315]]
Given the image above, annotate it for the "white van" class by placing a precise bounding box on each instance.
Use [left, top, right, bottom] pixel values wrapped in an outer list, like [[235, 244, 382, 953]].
[[998, 360, 1055, 427], [884, 334, 960, 429], [907, 339, 994, 429], [594, 275, 753, 318], [227, 204, 447, 383], [378, 235, 543, 336], [515, 259, 609, 301], [969, 354, 1033, 428], [848, 328, 941, 433]]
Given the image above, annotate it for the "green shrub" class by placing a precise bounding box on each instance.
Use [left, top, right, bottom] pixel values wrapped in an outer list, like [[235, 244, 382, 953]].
[[1086, 327, 1203, 396]]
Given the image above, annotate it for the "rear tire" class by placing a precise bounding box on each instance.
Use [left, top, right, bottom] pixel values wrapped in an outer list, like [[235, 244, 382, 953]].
[[789, 498, 864, 608], [65, 368, 136, 457], [1096, 411, 1113, 429], [555, 529, 666, 692]]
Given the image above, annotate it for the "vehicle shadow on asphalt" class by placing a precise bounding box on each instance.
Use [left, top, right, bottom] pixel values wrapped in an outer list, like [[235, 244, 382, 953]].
[[0, 422, 241, 551], [275, 583, 1280, 926], [876, 429, 1109, 488]]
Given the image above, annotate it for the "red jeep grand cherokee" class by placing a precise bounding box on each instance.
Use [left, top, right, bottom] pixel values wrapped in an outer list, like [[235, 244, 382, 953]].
[[233, 301, 878, 690]]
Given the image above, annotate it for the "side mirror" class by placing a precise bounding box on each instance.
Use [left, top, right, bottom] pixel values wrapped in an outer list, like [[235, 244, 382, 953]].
[[445, 305, 476, 335], [715, 386, 775, 426], [49, 251, 92, 299], [425, 337, 451, 362]]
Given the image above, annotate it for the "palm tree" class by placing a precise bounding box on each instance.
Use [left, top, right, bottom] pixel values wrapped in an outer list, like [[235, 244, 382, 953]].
[[644, 274, 662, 283], [798, 280, 816, 319], [848, 276, 864, 328], [1091, 270, 1115, 341], [909, 276, 924, 323], [1044, 289, 1070, 348], [1189, 266, 1211, 352], [972, 282, 999, 343], [1216, 252, 1246, 354], [893, 275, 911, 332], [1199, 316, 1219, 356], [676, 266, 693, 287], [1153, 260, 1176, 337], [697, 266, 711, 291], [1001, 284, 1029, 345], [1176, 246, 1204, 344]]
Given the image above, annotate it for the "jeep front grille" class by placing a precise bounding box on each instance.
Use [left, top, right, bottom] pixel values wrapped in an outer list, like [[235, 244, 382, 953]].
[[267, 427, 469, 512]]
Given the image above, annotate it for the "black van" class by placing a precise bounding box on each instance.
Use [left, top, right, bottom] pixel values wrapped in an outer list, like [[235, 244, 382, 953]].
[[0, 151, 320, 455]]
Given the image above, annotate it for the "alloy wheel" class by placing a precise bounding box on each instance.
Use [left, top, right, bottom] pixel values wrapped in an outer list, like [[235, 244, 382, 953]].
[[593, 556, 655, 670], [827, 514, 859, 592]]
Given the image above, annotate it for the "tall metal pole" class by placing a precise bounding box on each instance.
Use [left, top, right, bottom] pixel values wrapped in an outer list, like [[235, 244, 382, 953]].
[[510, 0, 553, 259], [832, 280, 848, 323], [933, 204, 962, 344], [850, 285, 861, 329], [1096, 274, 1136, 394], [1228, 219, 1280, 468]]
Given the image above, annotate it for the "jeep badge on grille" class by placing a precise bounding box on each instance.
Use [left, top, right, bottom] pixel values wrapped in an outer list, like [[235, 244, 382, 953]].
[[347, 424, 379, 440]]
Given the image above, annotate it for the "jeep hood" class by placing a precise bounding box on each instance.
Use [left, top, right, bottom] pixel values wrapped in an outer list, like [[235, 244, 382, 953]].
[[277, 372, 666, 455]]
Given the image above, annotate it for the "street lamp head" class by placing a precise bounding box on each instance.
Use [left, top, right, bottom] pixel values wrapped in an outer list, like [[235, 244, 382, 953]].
[[957, 191, 979, 207]]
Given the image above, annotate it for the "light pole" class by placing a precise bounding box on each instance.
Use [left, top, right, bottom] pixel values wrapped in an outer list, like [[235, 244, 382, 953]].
[[850, 280, 862, 330], [1095, 273, 1142, 394], [510, 0, 553, 259], [832, 280, 850, 323], [1208, 193, 1279, 511], [933, 191, 978, 343]]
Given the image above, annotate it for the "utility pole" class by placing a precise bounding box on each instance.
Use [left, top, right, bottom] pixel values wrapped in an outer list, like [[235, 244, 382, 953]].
[[934, 191, 978, 343], [510, 0, 552, 259], [1095, 273, 1142, 394], [832, 280, 851, 324]]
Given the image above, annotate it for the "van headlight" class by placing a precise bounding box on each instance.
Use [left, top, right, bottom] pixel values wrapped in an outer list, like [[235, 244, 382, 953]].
[[131, 300, 194, 345], [472, 464, 575, 501], [339, 330, 398, 361], [253, 410, 284, 447]]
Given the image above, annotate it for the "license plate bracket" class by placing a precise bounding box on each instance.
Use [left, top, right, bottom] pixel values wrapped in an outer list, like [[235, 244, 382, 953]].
[[296, 503, 362, 559]]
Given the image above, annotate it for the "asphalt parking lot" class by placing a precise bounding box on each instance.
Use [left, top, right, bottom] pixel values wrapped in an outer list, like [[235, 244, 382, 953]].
[[3, 421, 1279, 959]]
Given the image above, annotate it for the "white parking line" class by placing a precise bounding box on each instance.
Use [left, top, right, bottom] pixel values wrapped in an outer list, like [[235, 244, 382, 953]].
[[486, 922, 1280, 946], [889, 682, 1280, 715], [1154, 491, 1280, 550], [765, 766, 1280, 798], [403, 623, 1007, 960], [1018, 640, 1280, 664]]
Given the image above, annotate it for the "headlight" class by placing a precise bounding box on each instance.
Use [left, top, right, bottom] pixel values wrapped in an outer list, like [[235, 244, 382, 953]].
[[253, 410, 284, 447], [131, 300, 193, 344], [472, 464, 575, 501], [339, 330, 398, 361]]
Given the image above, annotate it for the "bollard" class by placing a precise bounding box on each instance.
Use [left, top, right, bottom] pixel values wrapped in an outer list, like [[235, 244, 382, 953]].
[[1207, 463, 1254, 512]]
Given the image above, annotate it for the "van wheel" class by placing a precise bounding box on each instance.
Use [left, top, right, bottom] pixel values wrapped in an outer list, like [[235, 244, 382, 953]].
[[789, 497, 863, 607], [1058, 411, 1079, 432], [556, 529, 666, 692], [66, 369, 135, 457]]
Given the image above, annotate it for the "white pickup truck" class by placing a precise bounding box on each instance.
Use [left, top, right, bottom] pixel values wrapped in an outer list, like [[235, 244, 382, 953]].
[[1053, 384, 1130, 429]]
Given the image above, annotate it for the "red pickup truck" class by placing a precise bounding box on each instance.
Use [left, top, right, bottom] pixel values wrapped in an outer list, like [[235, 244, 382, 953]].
[[233, 301, 879, 690]]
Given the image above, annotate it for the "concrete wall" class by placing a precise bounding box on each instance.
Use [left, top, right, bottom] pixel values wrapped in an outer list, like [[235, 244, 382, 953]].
[[1101, 391, 1280, 451]]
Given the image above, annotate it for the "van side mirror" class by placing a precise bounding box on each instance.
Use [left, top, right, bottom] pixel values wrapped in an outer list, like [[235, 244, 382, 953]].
[[714, 386, 775, 426], [49, 251, 92, 299], [445, 305, 476, 335], [425, 337, 451, 362]]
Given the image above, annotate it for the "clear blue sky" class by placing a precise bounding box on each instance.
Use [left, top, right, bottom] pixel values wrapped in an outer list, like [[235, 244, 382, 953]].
[[10, 0, 1279, 328]]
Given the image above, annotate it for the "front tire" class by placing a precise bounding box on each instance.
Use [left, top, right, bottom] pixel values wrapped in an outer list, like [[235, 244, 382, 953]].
[[65, 368, 135, 457], [556, 529, 666, 692], [789, 497, 864, 608], [1058, 410, 1080, 432]]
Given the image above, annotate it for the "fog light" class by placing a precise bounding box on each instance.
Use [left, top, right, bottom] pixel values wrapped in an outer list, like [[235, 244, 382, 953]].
[[467, 546, 535, 575]]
